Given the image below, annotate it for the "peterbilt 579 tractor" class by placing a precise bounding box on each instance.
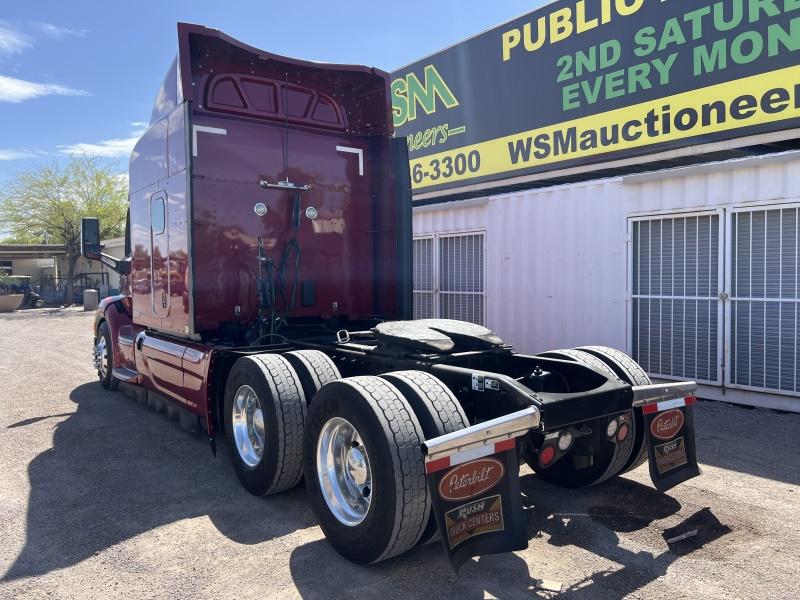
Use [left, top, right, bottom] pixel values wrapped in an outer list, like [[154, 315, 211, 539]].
[[81, 23, 700, 568]]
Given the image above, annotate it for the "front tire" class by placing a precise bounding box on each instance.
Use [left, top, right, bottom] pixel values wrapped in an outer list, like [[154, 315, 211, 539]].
[[224, 354, 307, 496], [304, 376, 428, 564], [95, 321, 118, 391]]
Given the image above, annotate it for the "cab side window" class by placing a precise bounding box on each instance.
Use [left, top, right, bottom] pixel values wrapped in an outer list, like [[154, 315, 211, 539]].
[[151, 196, 165, 234]]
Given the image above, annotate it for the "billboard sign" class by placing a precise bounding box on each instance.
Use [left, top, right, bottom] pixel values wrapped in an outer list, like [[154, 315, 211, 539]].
[[391, 0, 800, 194]]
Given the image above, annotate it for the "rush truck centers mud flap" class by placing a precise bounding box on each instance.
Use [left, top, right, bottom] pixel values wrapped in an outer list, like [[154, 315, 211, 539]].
[[641, 393, 701, 492], [423, 408, 536, 570], [422, 382, 700, 570]]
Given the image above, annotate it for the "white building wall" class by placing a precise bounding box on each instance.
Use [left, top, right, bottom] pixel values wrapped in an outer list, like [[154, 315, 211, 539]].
[[57, 237, 126, 293], [413, 154, 800, 411], [8, 258, 56, 280]]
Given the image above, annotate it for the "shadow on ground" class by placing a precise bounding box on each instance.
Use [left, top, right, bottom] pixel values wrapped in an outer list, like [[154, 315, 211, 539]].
[[288, 473, 731, 599], [5, 380, 736, 594], [2, 381, 315, 581]]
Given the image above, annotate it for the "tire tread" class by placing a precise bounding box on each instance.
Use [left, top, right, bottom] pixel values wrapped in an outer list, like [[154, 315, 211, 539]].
[[341, 376, 428, 562], [248, 354, 307, 494], [380, 370, 468, 546], [381, 370, 469, 437], [283, 350, 340, 400], [576, 346, 651, 472]]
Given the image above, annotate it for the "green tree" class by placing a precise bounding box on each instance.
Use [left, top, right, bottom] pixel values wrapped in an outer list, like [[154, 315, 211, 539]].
[[0, 157, 127, 305]]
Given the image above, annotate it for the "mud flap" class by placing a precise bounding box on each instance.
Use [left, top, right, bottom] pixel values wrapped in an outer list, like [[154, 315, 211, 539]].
[[643, 396, 701, 492], [425, 439, 528, 571]]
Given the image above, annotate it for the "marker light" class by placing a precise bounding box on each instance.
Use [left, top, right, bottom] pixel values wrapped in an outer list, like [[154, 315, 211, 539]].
[[557, 430, 573, 451], [606, 419, 619, 438], [539, 445, 556, 466], [617, 423, 629, 442]]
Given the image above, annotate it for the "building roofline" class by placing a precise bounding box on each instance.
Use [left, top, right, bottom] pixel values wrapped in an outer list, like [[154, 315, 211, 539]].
[[0, 244, 67, 257]]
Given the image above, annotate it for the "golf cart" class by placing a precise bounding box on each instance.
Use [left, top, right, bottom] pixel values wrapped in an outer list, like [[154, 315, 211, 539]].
[[0, 276, 45, 308]]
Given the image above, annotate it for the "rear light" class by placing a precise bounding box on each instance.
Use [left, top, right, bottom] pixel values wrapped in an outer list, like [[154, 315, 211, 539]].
[[606, 419, 619, 438], [557, 430, 573, 451], [538, 445, 556, 466], [617, 423, 629, 442]]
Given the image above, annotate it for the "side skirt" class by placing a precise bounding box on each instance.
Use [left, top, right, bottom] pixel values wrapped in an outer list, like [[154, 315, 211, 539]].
[[119, 382, 206, 434]]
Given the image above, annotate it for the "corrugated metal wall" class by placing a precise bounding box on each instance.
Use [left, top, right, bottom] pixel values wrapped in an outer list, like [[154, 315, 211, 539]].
[[413, 155, 800, 410]]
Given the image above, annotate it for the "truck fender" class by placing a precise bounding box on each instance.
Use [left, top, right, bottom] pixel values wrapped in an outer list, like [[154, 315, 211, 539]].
[[95, 295, 133, 375]]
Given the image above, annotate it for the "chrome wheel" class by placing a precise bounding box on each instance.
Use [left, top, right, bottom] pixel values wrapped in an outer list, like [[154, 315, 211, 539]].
[[95, 336, 108, 378], [317, 417, 372, 526], [232, 385, 266, 467]]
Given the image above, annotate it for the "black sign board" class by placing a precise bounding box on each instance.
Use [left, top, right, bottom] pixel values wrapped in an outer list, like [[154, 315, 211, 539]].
[[391, 0, 800, 194]]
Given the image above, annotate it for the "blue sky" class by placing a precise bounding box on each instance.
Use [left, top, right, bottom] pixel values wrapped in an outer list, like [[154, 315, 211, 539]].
[[0, 0, 543, 184]]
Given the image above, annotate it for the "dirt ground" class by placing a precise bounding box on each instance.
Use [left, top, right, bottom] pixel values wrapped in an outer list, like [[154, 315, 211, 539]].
[[0, 308, 798, 600]]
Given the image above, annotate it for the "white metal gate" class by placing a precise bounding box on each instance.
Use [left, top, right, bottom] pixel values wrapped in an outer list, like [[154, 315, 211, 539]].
[[412, 232, 486, 325], [629, 212, 723, 385], [631, 203, 800, 398], [728, 205, 800, 395]]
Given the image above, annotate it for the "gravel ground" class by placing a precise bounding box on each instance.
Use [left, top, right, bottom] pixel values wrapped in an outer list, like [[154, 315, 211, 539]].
[[1, 308, 799, 599]]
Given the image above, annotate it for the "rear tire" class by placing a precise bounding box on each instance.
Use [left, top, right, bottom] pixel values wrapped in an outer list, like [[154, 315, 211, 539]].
[[538, 348, 618, 380], [283, 350, 341, 403], [224, 354, 307, 496], [576, 346, 651, 473], [303, 376, 428, 564], [380, 370, 469, 545], [533, 348, 634, 487]]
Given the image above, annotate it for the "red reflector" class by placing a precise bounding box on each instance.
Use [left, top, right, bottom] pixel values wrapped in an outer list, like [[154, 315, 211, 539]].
[[685, 395, 697, 405], [495, 438, 516, 453], [425, 456, 450, 474], [642, 403, 658, 415], [617, 423, 629, 442], [538, 445, 556, 466]]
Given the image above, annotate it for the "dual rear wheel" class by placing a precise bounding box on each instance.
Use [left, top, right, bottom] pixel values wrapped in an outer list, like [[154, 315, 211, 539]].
[[223, 350, 343, 496], [534, 346, 651, 488], [304, 371, 469, 563], [223, 350, 468, 564]]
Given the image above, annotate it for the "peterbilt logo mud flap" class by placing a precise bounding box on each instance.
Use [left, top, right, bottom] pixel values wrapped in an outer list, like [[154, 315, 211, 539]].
[[425, 440, 527, 571], [644, 396, 701, 492]]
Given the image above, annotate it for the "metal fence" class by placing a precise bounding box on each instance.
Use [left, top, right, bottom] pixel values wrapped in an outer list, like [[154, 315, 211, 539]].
[[36, 272, 110, 304]]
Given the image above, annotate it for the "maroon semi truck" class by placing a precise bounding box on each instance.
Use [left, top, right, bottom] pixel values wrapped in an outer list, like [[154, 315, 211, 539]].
[[81, 23, 700, 568]]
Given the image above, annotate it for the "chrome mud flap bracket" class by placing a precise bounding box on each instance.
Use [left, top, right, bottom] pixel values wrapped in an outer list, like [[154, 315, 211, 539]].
[[421, 407, 539, 571], [632, 382, 701, 492]]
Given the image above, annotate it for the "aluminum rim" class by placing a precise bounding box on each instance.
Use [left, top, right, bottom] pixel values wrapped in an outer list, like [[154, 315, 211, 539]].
[[95, 337, 108, 378], [232, 385, 266, 467], [316, 417, 372, 526]]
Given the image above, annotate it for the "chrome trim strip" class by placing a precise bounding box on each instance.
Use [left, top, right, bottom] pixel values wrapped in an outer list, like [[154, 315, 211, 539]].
[[631, 381, 698, 406], [422, 406, 540, 461]]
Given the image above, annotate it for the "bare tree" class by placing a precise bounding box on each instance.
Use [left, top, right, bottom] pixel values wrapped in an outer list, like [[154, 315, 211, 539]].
[[0, 157, 127, 305]]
